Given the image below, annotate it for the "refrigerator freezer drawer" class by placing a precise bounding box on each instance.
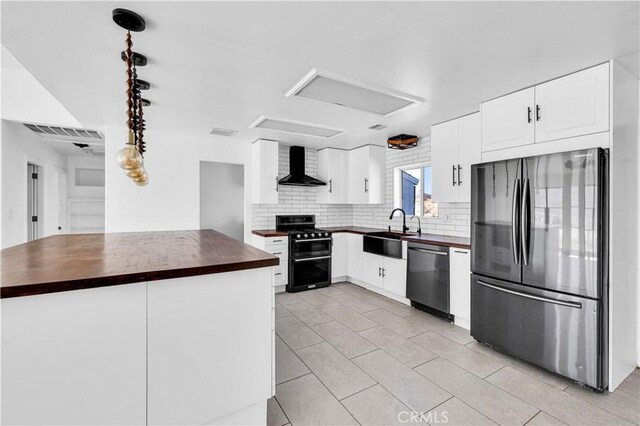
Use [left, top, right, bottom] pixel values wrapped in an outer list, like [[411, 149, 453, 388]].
[[470, 274, 603, 389]]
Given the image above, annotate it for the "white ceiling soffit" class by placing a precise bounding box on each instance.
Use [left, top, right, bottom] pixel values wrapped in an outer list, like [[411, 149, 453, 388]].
[[23, 123, 104, 143], [286, 68, 425, 116], [249, 116, 346, 139]]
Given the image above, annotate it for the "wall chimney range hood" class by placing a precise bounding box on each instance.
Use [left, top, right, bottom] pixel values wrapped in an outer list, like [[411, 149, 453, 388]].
[[278, 146, 326, 187]]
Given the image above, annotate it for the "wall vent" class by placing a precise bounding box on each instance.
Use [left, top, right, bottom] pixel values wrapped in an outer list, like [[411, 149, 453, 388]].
[[249, 116, 346, 139], [208, 127, 238, 137], [23, 123, 104, 143]]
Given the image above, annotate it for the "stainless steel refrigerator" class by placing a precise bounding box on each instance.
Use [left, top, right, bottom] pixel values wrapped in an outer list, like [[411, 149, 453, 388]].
[[470, 148, 608, 390]]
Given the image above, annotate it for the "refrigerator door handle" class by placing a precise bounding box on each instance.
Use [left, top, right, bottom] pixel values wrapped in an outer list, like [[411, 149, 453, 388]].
[[521, 177, 531, 266], [511, 175, 521, 264], [476, 280, 582, 309]]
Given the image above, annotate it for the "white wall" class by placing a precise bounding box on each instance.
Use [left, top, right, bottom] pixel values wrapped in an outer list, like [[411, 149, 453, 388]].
[[1, 120, 67, 248], [1, 45, 80, 127], [104, 126, 253, 242]]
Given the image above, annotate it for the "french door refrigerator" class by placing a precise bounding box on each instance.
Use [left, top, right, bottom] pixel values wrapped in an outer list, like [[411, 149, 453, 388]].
[[470, 148, 608, 390]]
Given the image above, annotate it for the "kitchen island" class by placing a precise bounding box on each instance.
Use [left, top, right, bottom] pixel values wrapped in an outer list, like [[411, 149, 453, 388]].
[[1, 230, 278, 425]]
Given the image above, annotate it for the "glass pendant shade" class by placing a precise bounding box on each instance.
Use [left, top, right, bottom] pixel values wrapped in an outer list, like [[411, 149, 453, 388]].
[[115, 132, 143, 170], [126, 166, 146, 179], [132, 172, 148, 186]]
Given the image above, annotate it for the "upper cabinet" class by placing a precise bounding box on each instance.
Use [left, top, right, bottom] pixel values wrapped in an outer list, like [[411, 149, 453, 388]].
[[534, 64, 609, 143], [252, 139, 279, 204], [481, 63, 610, 153], [431, 113, 481, 203], [317, 148, 348, 204], [348, 145, 385, 204]]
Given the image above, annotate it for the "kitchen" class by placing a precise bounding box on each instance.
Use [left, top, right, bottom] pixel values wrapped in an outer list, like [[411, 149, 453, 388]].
[[1, 2, 639, 426]]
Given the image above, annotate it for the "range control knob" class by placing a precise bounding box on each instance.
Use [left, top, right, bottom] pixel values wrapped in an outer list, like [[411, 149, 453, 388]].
[[311, 233, 315, 238], [304, 234, 308, 238], [296, 234, 301, 238], [325, 232, 329, 237]]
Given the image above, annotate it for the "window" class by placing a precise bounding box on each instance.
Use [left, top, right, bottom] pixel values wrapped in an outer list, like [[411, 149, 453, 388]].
[[395, 164, 438, 217]]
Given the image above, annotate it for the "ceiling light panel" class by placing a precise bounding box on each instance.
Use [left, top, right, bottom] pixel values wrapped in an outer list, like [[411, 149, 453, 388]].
[[249, 116, 345, 139], [286, 69, 424, 116], [208, 127, 238, 137]]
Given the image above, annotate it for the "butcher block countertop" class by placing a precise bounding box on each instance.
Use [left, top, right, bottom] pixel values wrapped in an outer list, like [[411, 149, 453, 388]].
[[1, 230, 279, 299], [252, 227, 471, 249]]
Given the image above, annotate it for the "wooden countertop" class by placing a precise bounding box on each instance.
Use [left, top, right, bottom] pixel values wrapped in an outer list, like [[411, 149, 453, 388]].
[[252, 227, 471, 249], [1, 230, 279, 299]]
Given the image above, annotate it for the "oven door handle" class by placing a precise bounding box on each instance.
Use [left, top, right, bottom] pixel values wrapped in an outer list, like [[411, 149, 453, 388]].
[[294, 238, 332, 243], [293, 255, 332, 262]]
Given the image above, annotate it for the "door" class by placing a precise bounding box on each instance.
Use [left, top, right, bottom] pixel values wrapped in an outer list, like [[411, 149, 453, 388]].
[[535, 63, 609, 144], [450, 248, 471, 327], [471, 274, 602, 389], [383, 256, 407, 298], [318, 149, 348, 204], [471, 158, 522, 283], [289, 255, 331, 291], [252, 140, 278, 204], [406, 243, 449, 312], [331, 234, 348, 279], [348, 147, 368, 204], [431, 119, 459, 203], [481, 87, 535, 152], [457, 113, 481, 203], [361, 252, 384, 288], [521, 149, 605, 298]]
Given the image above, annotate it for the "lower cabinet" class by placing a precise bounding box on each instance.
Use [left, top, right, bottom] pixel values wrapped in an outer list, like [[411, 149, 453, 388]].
[[331, 233, 348, 280], [358, 246, 407, 299], [252, 235, 288, 287], [450, 248, 471, 329]]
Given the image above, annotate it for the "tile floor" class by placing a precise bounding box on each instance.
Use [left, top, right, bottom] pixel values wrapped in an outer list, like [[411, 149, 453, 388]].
[[270, 282, 640, 426]]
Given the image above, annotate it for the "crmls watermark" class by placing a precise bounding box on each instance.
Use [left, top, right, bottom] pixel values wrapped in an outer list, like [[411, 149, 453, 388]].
[[398, 410, 449, 423]]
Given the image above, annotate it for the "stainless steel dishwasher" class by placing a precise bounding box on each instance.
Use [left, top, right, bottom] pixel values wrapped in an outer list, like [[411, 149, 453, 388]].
[[406, 242, 451, 319]]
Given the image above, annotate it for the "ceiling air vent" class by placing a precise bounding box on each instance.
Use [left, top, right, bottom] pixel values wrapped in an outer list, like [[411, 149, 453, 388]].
[[249, 116, 346, 139], [286, 69, 424, 116], [368, 124, 387, 130], [23, 123, 104, 143], [208, 127, 238, 137]]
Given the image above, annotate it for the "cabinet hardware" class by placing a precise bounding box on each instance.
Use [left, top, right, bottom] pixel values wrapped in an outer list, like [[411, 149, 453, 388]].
[[272, 252, 282, 255], [409, 247, 448, 256], [378, 267, 382, 277], [275, 177, 279, 192], [536, 105, 541, 121], [329, 179, 333, 194], [452, 165, 457, 186], [511, 159, 522, 264], [294, 255, 331, 262], [457, 164, 462, 185], [275, 273, 282, 276], [365, 178, 369, 193], [454, 250, 468, 254], [527, 106, 532, 123], [272, 239, 283, 243], [382, 268, 386, 278]]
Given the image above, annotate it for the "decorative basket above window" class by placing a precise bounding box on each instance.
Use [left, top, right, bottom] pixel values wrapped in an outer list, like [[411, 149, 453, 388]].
[[387, 134, 418, 150]]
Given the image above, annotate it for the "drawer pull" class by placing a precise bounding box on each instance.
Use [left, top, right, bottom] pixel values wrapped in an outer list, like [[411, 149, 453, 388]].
[[272, 252, 283, 255], [272, 239, 283, 243], [275, 273, 282, 276]]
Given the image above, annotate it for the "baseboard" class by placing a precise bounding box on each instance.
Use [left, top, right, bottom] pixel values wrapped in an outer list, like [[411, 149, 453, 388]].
[[454, 316, 470, 331], [346, 276, 411, 306], [274, 285, 286, 294], [331, 276, 348, 283]]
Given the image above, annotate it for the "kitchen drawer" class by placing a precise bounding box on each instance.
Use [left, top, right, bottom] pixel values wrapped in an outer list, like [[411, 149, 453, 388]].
[[265, 237, 287, 246]]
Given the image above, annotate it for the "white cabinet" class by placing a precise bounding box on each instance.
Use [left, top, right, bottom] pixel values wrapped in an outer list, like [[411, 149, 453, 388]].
[[534, 63, 609, 143], [317, 148, 349, 204], [481, 88, 535, 152], [431, 113, 481, 203], [362, 252, 385, 288], [481, 63, 610, 154], [346, 233, 365, 282], [382, 255, 407, 298], [348, 145, 385, 204], [252, 139, 279, 204], [331, 233, 348, 280], [148, 270, 273, 425], [450, 248, 471, 330], [252, 235, 288, 287], [1, 284, 147, 425]]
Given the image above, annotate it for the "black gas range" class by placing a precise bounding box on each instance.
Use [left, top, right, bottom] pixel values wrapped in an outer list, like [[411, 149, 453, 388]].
[[275, 215, 332, 293]]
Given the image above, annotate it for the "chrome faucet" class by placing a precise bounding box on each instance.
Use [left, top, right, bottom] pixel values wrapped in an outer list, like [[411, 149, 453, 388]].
[[411, 215, 422, 236], [389, 208, 409, 233]]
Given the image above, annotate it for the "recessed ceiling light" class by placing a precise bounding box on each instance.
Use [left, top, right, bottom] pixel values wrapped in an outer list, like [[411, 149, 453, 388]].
[[286, 68, 424, 116], [248, 116, 346, 139], [208, 127, 238, 137]]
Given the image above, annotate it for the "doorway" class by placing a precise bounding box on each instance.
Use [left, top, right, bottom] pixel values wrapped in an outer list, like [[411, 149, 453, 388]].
[[200, 161, 244, 241]]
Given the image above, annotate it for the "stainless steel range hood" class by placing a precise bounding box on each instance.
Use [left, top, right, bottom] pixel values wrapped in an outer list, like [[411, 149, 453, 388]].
[[278, 146, 326, 187]]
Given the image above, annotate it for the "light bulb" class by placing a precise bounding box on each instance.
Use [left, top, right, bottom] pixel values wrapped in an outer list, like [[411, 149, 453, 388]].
[[115, 132, 143, 170], [126, 166, 146, 179], [132, 172, 148, 186]]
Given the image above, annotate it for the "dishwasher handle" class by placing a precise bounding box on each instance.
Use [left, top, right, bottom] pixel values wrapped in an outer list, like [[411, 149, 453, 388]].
[[408, 247, 448, 256]]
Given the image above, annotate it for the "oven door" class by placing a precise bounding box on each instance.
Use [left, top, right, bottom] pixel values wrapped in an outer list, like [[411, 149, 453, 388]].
[[291, 237, 332, 257], [288, 255, 332, 292]]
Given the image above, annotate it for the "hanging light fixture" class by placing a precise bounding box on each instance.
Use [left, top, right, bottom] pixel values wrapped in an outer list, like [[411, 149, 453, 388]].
[[113, 9, 149, 186]]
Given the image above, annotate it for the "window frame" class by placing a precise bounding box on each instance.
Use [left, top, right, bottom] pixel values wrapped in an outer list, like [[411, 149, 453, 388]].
[[393, 162, 438, 218]]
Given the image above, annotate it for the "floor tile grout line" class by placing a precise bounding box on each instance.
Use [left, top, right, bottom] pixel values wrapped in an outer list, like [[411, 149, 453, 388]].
[[522, 409, 542, 426], [560, 385, 640, 424], [272, 395, 292, 426], [275, 371, 314, 387]]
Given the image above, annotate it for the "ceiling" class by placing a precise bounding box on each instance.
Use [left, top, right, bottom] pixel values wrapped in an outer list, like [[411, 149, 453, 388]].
[[1, 1, 638, 150]]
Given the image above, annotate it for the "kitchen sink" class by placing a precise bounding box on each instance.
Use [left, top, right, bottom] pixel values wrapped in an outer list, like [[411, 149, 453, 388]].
[[363, 231, 416, 258]]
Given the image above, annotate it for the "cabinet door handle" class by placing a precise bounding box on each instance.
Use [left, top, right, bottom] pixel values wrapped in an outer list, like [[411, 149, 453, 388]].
[[272, 239, 283, 243], [365, 178, 369, 193], [527, 106, 532, 123], [275, 177, 279, 192], [329, 179, 333, 194], [272, 252, 282, 255], [378, 267, 382, 277], [536, 105, 541, 121], [275, 273, 282, 276], [454, 250, 468, 254], [457, 165, 462, 185], [452, 165, 457, 186], [382, 268, 386, 278]]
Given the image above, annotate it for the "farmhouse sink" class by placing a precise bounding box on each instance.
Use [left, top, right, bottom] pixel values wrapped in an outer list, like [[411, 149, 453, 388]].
[[363, 232, 416, 258]]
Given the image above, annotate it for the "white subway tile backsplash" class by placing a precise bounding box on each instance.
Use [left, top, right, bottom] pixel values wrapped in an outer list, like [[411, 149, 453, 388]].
[[252, 138, 470, 237]]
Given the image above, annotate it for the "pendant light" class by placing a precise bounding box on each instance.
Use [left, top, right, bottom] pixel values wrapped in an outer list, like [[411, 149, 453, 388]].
[[113, 9, 149, 186]]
